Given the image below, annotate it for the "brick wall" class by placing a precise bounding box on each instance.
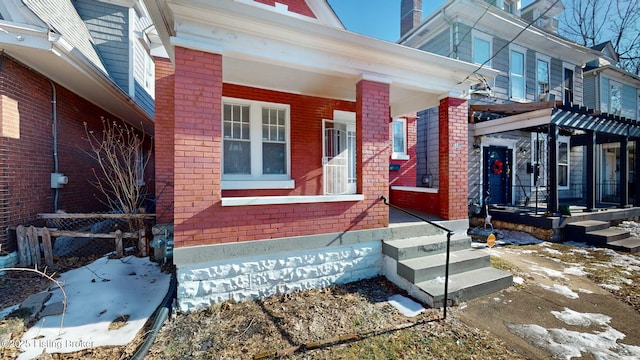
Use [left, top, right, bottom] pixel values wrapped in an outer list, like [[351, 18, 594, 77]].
[[438, 97, 469, 220], [389, 188, 440, 214], [169, 47, 390, 248], [154, 56, 175, 223], [253, 0, 316, 18], [0, 55, 152, 251], [389, 114, 417, 187]]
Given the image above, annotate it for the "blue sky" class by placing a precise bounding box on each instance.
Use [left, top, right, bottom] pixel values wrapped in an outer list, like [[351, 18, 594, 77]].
[[327, 0, 534, 42]]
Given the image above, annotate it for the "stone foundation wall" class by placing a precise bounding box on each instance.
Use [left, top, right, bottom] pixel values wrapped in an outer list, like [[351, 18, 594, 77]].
[[177, 241, 382, 312]]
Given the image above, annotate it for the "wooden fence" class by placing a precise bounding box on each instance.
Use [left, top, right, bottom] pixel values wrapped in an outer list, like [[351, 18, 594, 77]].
[[16, 213, 154, 267]]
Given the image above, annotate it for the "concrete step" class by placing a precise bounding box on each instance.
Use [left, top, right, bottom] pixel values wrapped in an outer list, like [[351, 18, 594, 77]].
[[382, 234, 471, 261], [606, 237, 640, 253], [583, 228, 631, 246], [564, 220, 611, 239], [397, 249, 490, 284], [416, 267, 513, 308]]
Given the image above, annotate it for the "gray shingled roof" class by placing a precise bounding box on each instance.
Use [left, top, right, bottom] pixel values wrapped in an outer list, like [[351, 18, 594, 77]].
[[22, 0, 107, 74]]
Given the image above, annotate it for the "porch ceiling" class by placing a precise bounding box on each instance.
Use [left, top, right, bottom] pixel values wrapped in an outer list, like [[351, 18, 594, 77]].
[[146, 0, 500, 117], [470, 102, 640, 138]]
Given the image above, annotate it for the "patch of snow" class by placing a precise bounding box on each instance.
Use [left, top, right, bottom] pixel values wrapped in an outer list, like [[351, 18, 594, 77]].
[[508, 322, 640, 359], [539, 284, 579, 299], [388, 294, 424, 318], [600, 284, 621, 291], [493, 297, 501, 302], [563, 266, 588, 277], [531, 265, 568, 280], [551, 308, 611, 327], [543, 248, 563, 255], [565, 242, 594, 249], [0, 304, 19, 320], [513, 276, 524, 285], [494, 229, 543, 245], [578, 288, 594, 294], [17, 256, 170, 359]]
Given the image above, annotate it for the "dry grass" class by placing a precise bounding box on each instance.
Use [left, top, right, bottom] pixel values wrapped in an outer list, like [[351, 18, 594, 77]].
[[146, 277, 525, 360]]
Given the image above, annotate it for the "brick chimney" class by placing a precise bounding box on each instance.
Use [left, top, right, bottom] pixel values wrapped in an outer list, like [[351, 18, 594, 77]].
[[400, 0, 422, 38]]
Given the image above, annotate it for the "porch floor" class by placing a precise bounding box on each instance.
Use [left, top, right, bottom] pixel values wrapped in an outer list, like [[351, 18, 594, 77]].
[[388, 208, 469, 234]]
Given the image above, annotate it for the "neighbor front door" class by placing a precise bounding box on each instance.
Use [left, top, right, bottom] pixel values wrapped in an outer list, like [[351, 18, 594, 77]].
[[484, 146, 512, 205]]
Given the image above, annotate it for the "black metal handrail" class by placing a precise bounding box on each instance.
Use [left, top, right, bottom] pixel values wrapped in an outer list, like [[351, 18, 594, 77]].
[[380, 195, 454, 320]]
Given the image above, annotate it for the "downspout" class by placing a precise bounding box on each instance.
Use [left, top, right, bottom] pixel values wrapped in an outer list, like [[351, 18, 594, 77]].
[[49, 80, 59, 212]]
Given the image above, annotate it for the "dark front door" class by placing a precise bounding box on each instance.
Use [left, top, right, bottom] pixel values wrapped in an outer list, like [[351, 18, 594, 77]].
[[484, 146, 512, 205]]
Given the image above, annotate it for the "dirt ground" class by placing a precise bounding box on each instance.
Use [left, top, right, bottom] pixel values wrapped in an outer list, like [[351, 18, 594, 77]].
[[459, 246, 640, 359]]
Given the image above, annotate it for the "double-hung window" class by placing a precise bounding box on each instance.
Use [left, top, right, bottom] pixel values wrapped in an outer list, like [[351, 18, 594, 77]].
[[558, 136, 570, 189], [563, 63, 575, 105], [472, 31, 492, 67], [510, 46, 526, 100], [222, 98, 292, 189], [392, 118, 409, 160], [536, 55, 550, 101]]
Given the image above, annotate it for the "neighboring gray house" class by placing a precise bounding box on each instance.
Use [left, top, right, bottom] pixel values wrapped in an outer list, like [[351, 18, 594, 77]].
[[74, 0, 156, 116], [399, 0, 640, 213]]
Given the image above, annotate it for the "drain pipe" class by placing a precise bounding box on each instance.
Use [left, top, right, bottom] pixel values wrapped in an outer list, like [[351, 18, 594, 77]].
[[49, 80, 60, 212], [131, 274, 177, 360]]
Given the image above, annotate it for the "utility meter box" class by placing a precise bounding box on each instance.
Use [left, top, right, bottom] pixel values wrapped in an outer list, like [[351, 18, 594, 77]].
[[51, 173, 68, 188]]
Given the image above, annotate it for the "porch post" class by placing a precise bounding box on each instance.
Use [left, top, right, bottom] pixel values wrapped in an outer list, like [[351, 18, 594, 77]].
[[547, 124, 559, 214], [438, 97, 469, 220], [154, 56, 175, 224], [585, 131, 596, 211], [620, 136, 629, 207]]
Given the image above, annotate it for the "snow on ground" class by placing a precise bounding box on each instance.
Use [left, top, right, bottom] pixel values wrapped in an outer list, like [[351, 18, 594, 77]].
[[387, 294, 425, 318], [563, 266, 588, 277], [508, 307, 640, 359], [530, 265, 568, 280], [539, 284, 579, 299], [17, 255, 170, 360]]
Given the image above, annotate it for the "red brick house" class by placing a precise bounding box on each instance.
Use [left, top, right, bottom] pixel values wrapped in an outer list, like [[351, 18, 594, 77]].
[[145, 0, 503, 311]]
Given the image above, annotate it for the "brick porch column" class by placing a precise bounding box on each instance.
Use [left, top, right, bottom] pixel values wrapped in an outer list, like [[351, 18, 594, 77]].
[[173, 47, 223, 247], [356, 79, 390, 226], [438, 97, 469, 220], [153, 56, 175, 224]]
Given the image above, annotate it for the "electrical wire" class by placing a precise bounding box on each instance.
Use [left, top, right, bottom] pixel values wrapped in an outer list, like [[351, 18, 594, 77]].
[[458, 0, 563, 84]]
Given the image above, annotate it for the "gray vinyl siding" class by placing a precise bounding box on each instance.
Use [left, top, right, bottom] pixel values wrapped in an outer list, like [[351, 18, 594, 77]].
[[573, 66, 584, 106], [549, 58, 563, 101], [454, 22, 472, 62], [135, 81, 154, 117], [622, 84, 637, 120], [419, 28, 451, 58], [75, 0, 130, 93], [490, 37, 510, 100], [583, 74, 597, 109]]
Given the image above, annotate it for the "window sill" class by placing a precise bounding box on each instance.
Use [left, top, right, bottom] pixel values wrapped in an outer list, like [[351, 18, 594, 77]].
[[221, 194, 364, 206], [221, 180, 295, 190], [391, 186, 438, 194], [391, 154, 410, 161]]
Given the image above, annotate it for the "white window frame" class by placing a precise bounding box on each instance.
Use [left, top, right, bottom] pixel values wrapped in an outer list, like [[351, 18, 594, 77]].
[[509, 45, 527, 101], [558, 135, 570, 190], [536, 54, 551, 101], [562, 62, 576, 105], [392, 117, 409, 160], [472, 30, 493, 67], [221, 97, 293, 190]]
